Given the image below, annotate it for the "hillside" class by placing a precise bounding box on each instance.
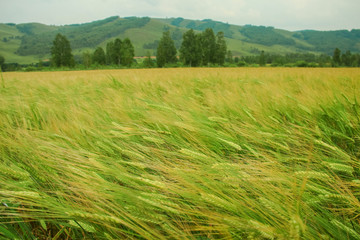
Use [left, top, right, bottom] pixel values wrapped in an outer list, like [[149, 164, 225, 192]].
[[0, 16, 360, 64]]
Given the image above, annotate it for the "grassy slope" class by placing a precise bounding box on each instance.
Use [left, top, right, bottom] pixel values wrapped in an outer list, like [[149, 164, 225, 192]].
[[1, 68, 360, 239], [0, 23, 64, 64], [16, 22, 59, 35], [111, 19, 166, 56], [0, 24, 39, 64]]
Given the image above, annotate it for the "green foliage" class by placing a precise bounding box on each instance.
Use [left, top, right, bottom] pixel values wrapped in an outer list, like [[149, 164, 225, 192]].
[[342, 50, 352, 67], [106, 41, 115, 65], [0, 55, 4, 71], [16, 22, 57, 35], [178, 19, 233, 38], [171, 28, 183, 49], [300, 30, 360, 54], [82, 51, 92, 68], [93, 47, 106, 65], [169, 28, 228, 67], [113, 38, 123, 66], [200, 28, 217, 65], [259, 51, 266, 66], [143, 28, 182, 50], [105, 38, 135, 66], [121, 38, 135, 67], [295, 60, 309, 67], [170, 17, 184, 27], [240, 25, 296, 46], [332, 48, 360, 67], [142, 51, 155, 68], [226, 50, 233, 63], [215, 31, 227, 65], [241, 52, 332, 67], [333, 48, 341, 66], [51, 33, 75, 67], [353, 54, 360, 67], [156, 31, 177, 67], [180, 29, 202, 67]]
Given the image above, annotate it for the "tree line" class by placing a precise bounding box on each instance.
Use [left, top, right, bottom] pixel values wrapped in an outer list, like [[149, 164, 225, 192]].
[[230, 49, 360, 67], [1, 31, 360, 71], [39, 32, 360, 69], [50, 28, 228, 69], [332, 48, 360, 67], [50, 33, 135, 68], [156, 28, 227, 67]]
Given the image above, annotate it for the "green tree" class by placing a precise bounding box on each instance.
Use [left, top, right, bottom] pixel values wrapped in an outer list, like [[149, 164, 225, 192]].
[[215, 32, 227, 65], [180, 29, 202, 67], [333, 48, 341, 66], [0, 55, 4, 71], [51, 33, 75, 67], [143, 51, 154, 68], [341, 50, 352, 67], [352, 54, 360, 67], [200, 28, 216, 65], [82, 51, 92, 68], [37, 59, 44, 69], [226, 50, 233, 63], [121, 38, 135, 67], [259, 51, 266, 66], [93, 47, 106, 65], [156, 31, 177, 67], [106, 41, 115, 65], [105, 39, 122, 65], [113, 38, 123, 66]]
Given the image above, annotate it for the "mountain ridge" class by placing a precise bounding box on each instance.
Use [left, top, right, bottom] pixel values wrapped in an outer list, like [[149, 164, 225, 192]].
[[1, 16, 359, 64]]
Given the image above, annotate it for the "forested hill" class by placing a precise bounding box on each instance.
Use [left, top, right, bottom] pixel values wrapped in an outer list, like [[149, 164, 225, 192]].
[[1, 16, 360, 63]]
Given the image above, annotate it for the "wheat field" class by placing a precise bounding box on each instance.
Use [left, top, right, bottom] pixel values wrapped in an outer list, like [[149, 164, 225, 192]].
[[1, 68, 360, 239]]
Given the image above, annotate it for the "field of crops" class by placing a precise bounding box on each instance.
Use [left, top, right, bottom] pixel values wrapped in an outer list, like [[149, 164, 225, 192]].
[[1, 68, 360, 239]]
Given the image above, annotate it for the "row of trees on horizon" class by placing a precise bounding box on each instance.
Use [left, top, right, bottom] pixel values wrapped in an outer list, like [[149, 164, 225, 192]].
[[47, 28, 229, 69], [49, 33, 135, 68], [156, 29, 228, 67], [1, 29, 360, 71]]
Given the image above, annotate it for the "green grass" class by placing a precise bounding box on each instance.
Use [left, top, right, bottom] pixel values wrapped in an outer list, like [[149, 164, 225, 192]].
[[0, 68, 360, 239]]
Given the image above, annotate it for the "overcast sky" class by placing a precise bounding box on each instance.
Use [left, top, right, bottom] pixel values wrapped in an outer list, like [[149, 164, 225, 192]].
[[1, 0, 359, 31]]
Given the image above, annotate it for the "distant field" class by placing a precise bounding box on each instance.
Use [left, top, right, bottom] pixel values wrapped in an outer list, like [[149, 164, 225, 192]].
[[1, 68, 360, 239]]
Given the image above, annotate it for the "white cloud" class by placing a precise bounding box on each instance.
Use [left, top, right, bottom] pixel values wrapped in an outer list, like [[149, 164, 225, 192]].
[[246, 9, 261, 19]]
